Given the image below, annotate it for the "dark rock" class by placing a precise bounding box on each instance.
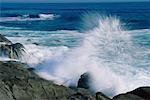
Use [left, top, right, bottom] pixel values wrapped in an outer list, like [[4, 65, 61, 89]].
[[27, 67, 35, 71], [0, 34, 25, 59], [14, 32, 19, 35], [11, 43, 24, 50], [33, 42, 39, 45], [6, 43, 25, 59], [96, 92, 111, 100], [77, 72, 91, 90], [69, 88, 96, 100], [0, 60, 149, 100], [113, 94, 145, 100], [69, 92, 89, 100], [0, 61, 96, 100], [129, 87, 150, 100], [27, 39, 31, 42], [0, 34, 12, 44], [113, 87, 150, 100]]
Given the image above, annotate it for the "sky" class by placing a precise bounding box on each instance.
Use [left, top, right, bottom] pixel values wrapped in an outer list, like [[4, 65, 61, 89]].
[[1, 0, 150, 3]]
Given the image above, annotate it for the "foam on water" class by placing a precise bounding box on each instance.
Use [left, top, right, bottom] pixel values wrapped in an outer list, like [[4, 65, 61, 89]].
[[0, 14, 150, 97], [39, 14, 56, 19], [22, 44, 69, 67], [0, 27, 83, 47], [22, 14, 150, 96], [0, 13, 59, 22]]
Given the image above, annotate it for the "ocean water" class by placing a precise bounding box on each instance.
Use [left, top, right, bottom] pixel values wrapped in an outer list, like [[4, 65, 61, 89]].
[[0, 2, 150, 97]]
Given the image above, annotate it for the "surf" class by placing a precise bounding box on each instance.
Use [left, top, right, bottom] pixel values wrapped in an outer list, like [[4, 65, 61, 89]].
[[0, 13, 59, 22], [1, 14, 150, 97], [21, 14, 149, 97]]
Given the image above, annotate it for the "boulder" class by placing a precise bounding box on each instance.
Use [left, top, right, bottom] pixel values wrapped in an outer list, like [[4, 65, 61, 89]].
[[129, 87, 150, 100], [0, 34, 25, 59], [0, 61, 96, 100], [96, 92, 111, 100], [113, 93, 145, 100], [77, 72, 91, 89], [0, 34, 12, 44], [69, 88, 96, 100], [113, 87, 150, 100], [0, 60, 149, 100]]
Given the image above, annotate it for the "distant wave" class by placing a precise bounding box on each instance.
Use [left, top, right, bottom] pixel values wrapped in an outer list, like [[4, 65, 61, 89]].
[[0, 13, 60, 22]]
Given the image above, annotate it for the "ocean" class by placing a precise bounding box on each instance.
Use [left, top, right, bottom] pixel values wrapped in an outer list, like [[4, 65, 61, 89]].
[[0, 2, 150, 96]]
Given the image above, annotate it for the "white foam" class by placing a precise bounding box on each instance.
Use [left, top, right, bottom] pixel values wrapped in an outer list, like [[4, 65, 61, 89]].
[[25, 14, 150, 97], [0, 14, 59, 22], [0, 17, 37, 22], [39, 14, 55, 20], [1, 14, 150, 97], [22, 44, 69, 67]]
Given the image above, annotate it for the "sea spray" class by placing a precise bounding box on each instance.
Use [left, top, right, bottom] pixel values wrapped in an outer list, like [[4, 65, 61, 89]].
[[24, 15, 131, 96], [10, 14, 150, 97], [27, 16, 150, 96]]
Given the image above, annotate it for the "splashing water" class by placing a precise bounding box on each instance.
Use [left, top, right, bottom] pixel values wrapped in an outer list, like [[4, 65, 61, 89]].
[[4, 14, 150, 97], [27, 14, 150, 97]]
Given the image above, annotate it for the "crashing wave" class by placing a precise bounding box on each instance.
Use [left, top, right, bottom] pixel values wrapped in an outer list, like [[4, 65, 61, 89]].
[[23, 14, 150, 97], [0, 13, 59, 22], [1, 13, 150, 97], [39, 14, 55, 19]]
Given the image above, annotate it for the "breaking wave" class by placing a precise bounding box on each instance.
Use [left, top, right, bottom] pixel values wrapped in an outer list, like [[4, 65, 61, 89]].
[[1, 14, 150, 97], [21, 14, 150, 97], [0, 13, 59, 22]]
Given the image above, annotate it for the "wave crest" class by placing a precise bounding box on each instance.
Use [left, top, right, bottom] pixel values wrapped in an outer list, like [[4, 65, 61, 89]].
[[0, 13, 59, 22], [32, 14, 150, 97], [1, 13, 150, 97]]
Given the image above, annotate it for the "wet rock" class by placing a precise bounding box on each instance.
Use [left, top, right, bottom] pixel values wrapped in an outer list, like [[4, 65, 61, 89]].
[[0, 60, 149, 100], [113, 93, 145, 100], [6, 43, 25, 59], [96, 92, 111, 100], [77, 72, 91, 90], [69, 92, 93, 100], [69, 88, 96, 100], [129, 87, 150, 100], [113, 87, 150, 100], [27, 39, 31, 42], [0, 34, 25, 59], [0, 34, 12, 44], [27, 67, 35, 71], [0, 61, 96, 100], [33, 42, 39, 45]]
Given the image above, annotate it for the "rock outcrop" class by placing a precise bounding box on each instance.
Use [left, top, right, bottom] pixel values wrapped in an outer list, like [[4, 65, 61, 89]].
[[0, 60, 149, 100], [96, 92, 111, 100], [0, 34, 25, 59], [77, 72, 91, 90], [113, 87, 150, 100], [0, 34, 12, 44], [0, 61, 97, 100]]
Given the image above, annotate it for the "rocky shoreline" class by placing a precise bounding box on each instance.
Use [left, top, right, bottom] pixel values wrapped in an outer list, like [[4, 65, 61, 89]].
[[0, 34, 150, 100], [0, 61, 149, 100]]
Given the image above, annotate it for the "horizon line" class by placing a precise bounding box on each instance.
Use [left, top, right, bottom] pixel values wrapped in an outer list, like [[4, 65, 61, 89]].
[[1, 1, 150, 3]]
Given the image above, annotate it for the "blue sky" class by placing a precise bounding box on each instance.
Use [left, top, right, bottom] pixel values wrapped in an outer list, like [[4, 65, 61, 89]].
[[2, 0, 150, 3]]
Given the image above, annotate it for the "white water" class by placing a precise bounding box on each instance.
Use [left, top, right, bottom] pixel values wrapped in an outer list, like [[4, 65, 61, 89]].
[[39, 14, 55, 19], [1, 15, 150, 97], [0, 14, 59, 22], [24, 15, 150, 96]]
